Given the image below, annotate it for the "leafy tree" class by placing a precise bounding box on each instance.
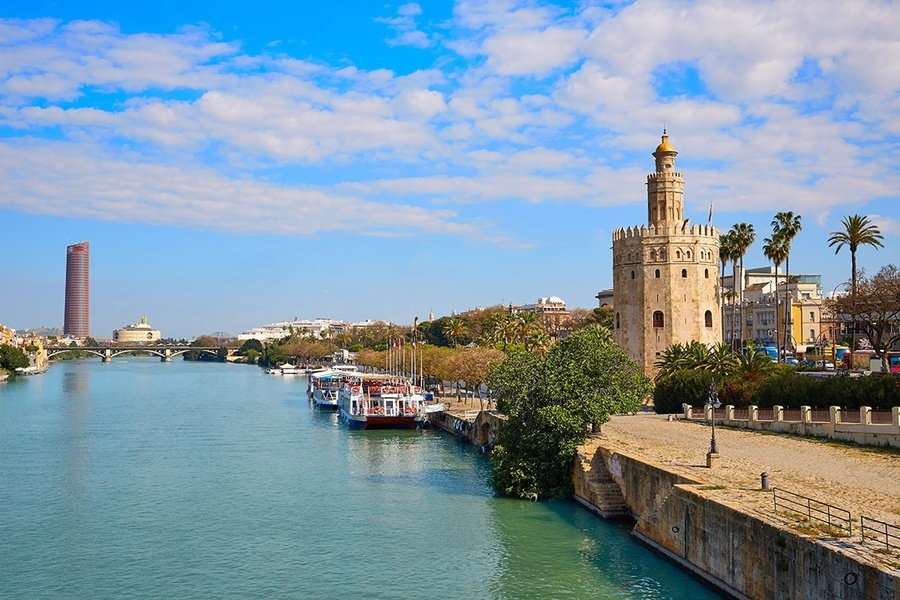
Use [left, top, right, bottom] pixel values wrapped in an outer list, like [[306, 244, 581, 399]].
[[486, 325, 650, 499], [441, 347, 506, 409], [0, 345, 30, 371], [828, 264, 900, 372], [240, 338, 264, 354], [828, 214, 884, 350]]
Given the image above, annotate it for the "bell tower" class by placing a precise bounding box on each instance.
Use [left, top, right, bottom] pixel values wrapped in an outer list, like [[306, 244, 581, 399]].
[[647, 130, 684, 226]]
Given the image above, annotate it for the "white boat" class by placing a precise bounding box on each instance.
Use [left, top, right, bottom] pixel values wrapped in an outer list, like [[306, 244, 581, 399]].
[[309, 369, 347, 410], [280, 364, 304, 375], [338, 371, 426, 429]]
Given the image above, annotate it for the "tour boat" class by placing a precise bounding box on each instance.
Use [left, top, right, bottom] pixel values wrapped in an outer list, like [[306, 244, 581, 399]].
[[338, 372, 427, 429], [309, 369, 346, 410]]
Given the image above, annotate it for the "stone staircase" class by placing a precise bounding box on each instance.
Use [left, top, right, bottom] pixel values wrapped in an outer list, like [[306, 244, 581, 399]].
[[573, 445, 631, 518]]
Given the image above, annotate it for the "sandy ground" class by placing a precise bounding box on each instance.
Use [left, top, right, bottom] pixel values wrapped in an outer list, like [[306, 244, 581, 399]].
[[587, 412, 900, 563]]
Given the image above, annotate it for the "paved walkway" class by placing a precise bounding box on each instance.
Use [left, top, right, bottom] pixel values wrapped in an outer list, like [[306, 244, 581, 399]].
[[587, 412, 900, 568]]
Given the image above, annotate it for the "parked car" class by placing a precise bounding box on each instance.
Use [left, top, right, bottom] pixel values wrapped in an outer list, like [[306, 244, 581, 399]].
[[815, 360, 835, 371], [784, 356, 800, 367]]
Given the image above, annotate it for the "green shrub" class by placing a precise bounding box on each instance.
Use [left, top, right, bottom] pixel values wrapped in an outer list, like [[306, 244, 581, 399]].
[[653, 370, 713, 414]]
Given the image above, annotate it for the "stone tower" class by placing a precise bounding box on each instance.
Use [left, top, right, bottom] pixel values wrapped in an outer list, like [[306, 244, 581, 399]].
[[612, 133, 721, 375]]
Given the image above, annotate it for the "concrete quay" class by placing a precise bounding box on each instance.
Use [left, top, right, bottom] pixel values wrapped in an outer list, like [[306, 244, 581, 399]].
[[574, 413, 900, 600]]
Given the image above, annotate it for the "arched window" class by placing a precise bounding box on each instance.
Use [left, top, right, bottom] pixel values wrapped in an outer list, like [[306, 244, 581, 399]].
[[652, 311, 664, 328], [705, 310, 713, 328], [681, 268, 687, 278], [676, 250, 682, 259], [660, 249, 666, 261], [705, 268, 709, 278], [616, 313, 620, 329], [631, 270, 635, 280], [655, 269, 660, 278], [650, 250, 657, 261]]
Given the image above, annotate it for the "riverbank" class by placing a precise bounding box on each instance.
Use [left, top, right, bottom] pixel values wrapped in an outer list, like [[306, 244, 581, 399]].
[[576, 412, 899, 599]]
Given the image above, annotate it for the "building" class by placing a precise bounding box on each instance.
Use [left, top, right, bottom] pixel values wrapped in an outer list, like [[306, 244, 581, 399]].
[[113, 316, 161, 343], [516, 296, 572, 338], [64, 241, 90, 337], [721, 266, 825, 355], [611, 133, 721, 375], [237, 318, 346, 342]]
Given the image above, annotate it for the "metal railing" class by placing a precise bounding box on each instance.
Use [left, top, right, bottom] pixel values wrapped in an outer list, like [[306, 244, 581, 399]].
[[772, 488, 852, 536], [861, 516, 900, 552]]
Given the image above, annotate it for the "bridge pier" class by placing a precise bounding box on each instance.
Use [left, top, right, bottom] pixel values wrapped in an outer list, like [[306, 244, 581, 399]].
[[162, 349, 172, 362], [102, 348, 113, 363]]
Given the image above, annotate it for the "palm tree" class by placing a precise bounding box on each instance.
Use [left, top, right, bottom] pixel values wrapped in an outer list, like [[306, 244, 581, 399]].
[[719, 231, 738, 345], [772, 212, 802, 356], [828, 215, 884, 350], [762, 234, 788, 361], [443, 316, 467, 348], [730, 223, 756, 347]]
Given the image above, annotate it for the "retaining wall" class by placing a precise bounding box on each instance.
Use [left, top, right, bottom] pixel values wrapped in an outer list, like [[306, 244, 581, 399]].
[[573, 445, 900, 600]]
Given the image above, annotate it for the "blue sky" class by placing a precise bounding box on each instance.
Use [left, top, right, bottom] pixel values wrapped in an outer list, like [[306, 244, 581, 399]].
[[2, 0, 898, 339]]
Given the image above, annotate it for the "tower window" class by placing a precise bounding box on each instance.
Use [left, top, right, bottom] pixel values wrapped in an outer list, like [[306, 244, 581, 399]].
[[681, 269, 687, 278], [631, 271, 635, 280], [652, 311, 664, 328], [616, 313, 620, 329], [809, 311, 815, 322], [705, 310, 713, 328], [655, 269, 660, 278], [705, 268, 709, 278]]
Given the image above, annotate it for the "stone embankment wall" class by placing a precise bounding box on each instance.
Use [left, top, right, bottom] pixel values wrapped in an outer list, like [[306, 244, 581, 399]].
[[573, 445, 900, 600]]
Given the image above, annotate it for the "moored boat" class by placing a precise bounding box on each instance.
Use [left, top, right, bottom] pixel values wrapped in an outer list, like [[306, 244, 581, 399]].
[[309, 369, 346, 410], [338, 372, 426, 429]]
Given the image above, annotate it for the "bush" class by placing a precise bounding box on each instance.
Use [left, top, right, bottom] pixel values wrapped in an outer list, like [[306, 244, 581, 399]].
[[653, 370, 713, 414]]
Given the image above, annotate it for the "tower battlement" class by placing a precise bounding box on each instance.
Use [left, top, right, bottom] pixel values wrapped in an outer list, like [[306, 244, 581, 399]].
[[612, 221, 719, 241], [646, 171, 682, 181]]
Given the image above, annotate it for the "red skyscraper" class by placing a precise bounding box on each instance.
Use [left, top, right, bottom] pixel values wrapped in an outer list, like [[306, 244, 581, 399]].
[[64, 241, 90, 337]]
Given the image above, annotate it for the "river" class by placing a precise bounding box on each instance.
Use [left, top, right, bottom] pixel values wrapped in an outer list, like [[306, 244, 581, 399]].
[[0, 359, 724, 599]]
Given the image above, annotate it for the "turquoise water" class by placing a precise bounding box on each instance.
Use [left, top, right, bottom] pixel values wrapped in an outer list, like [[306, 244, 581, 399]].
[[0, 359, 723, 599]]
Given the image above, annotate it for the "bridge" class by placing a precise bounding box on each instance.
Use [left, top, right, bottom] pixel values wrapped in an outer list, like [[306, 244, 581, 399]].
[[45, 345, 222, 362]]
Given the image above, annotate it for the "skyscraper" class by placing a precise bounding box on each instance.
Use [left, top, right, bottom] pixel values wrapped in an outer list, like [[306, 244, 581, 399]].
[[64, 241, 90, 337]]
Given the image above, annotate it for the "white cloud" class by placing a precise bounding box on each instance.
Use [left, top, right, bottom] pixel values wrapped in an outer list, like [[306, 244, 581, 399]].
[[0, 140, 477, 237]]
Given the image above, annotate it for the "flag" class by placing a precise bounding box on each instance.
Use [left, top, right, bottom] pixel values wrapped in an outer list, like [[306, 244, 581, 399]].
[[708, 201, 713, 223]]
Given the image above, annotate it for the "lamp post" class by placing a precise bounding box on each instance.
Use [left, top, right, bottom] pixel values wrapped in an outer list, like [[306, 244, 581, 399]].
[[706, 378, 722, 467]]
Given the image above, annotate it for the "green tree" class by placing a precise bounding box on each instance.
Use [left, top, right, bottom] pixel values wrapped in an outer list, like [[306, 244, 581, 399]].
[[719, 231, 739, 344], [1, 345, 30, 371], [772, 212, 802, 355], [828, 215, 884, 350], [829, 264, 900, 372], [730, 223, 756, 347], [486, 325, 651, 499], [442, 316, 467, 348], [240, 338, 264, 354], [762, 233, 788, 359]]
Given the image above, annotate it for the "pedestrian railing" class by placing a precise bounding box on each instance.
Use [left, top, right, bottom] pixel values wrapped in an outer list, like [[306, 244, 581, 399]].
[[772, 488, 852, 536], [861, 516, 900, 552]]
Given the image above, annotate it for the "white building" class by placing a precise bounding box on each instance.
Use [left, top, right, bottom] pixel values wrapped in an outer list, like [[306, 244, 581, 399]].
[[113, 316, 161, 343]]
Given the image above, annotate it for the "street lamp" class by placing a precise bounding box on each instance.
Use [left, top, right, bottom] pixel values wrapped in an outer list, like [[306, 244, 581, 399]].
[[706, 378, 721, 458]]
